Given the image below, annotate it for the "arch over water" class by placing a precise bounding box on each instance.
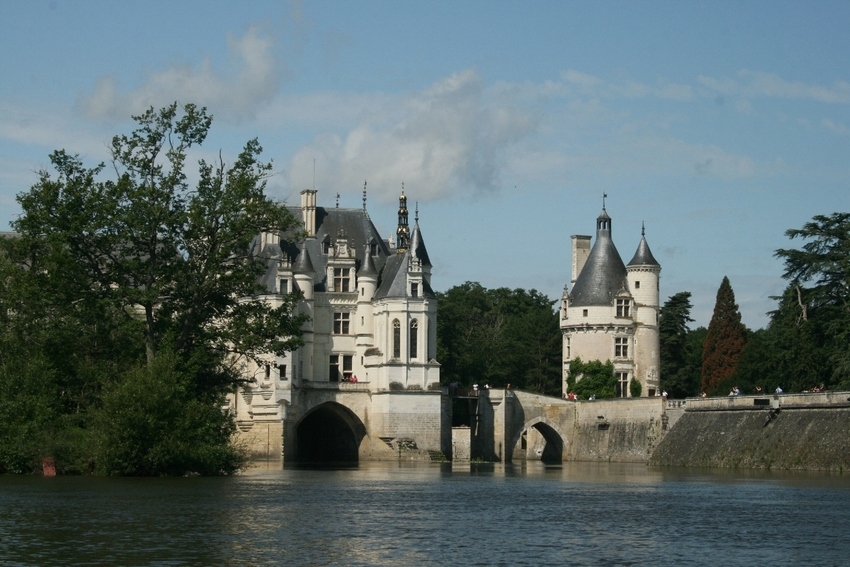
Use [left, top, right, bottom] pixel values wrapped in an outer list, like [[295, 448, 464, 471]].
[[295, 402, 367, 463], [511, 417, 564, 464]]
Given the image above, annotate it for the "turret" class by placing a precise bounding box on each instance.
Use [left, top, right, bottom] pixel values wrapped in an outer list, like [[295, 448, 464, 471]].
[[356, 245, 378, 349], [626, 222, 661, 324], [626, 223, 661, 396]]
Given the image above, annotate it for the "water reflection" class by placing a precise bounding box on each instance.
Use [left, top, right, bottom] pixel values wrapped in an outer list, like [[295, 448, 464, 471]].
[[2, 462, 850, 566]]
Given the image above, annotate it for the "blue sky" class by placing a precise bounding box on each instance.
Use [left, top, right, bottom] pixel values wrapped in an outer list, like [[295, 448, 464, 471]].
[[1, 1, 848, 329]]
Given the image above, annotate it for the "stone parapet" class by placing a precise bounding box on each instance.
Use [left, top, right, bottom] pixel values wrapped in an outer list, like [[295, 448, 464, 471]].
[[681, 391, 850, 412]]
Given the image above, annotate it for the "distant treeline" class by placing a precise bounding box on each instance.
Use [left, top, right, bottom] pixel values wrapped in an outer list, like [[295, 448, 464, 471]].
[[661, 212, 850, 398]]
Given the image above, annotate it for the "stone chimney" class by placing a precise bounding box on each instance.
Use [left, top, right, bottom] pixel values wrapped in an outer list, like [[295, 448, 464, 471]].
[[571, 235, 591, 286], [300, 189, 317, 236]]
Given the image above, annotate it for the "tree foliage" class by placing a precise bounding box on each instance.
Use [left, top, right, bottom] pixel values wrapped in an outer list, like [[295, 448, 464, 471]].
[[701, 277, 748, 395], [774, 212, 850, 388], [659, 292, 701, 398], [567, 358, 617, 400], [436, 282, 561, 395], [0, 103, 304, 474]]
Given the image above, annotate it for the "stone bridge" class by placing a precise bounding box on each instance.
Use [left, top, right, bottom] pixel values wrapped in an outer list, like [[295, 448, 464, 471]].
[[456, 389, 665, 464], [240, 384, 665, 465]]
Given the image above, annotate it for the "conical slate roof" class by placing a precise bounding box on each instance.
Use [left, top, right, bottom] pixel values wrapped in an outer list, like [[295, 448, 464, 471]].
[[570, 208, 627, 307], [293, 245, 315, 275], [628, 230, 659, 267], [409, 220, 431, 267], [359, 245, 378, 277]]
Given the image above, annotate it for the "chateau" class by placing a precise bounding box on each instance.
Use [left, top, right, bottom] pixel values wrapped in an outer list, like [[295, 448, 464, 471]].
[[231, 188, 446, 462], [560, 204, 661, 397]]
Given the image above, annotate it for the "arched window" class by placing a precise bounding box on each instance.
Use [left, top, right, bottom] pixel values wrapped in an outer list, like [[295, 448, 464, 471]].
[[409, 319, 418, 359], [392, 319, 401, 359]]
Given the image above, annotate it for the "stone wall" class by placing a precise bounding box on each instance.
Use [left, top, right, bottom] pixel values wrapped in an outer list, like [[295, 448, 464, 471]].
[[650, 392, 850, 471], [567, 397, 664, 462]]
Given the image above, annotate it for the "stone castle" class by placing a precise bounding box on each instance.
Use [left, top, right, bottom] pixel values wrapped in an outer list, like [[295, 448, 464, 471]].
[[232, 191, 662, 463]]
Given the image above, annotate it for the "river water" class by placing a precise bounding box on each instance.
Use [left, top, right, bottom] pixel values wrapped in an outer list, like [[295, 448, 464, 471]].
[[2, 461, 849, 566]]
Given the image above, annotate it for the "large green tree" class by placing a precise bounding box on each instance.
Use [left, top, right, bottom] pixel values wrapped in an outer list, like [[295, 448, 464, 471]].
[[701, 276, 748, 395], [774, 212, 850, 388], [14, 103, 305, 374], [659, 291, 700, 398], [436, 282, 561, 395], [0, 103, 306, 474]]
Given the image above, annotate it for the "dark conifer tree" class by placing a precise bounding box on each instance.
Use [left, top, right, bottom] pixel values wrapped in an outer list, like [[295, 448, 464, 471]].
[[659, 291, 698, 398], [701, 276, 747, 395]]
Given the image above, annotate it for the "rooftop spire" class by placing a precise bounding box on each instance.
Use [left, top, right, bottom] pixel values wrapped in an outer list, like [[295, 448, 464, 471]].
[[396, 185, 410, 253], [363, 181, 367, 210]]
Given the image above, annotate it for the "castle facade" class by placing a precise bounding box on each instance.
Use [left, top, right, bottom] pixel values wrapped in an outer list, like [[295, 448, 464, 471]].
[[560, 205, 661, 397]]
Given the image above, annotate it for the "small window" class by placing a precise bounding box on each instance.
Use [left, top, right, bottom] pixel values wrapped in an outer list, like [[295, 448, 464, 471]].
[[635, 281, 641, 289], [393, 319, 401, 359], [279, 278, 288, 294], [582, 309, 588, 317], [565, 336, 571, 359], [279, 364, 287, 380], [329, 355, 339, 382], [409, 319, 418, 359], [264, 364, 270, 380], [333, 312, 350, 335], [343, 355, 353, 380], [370, 241, 378, 256], [411, 283, 419, 298], [615, 337, 629, 358], [616, 372, 629, 398], [322, 238, 331, 255]]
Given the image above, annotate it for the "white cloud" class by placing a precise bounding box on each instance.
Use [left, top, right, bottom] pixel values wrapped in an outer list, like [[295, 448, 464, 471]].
[[78, 26, 279, 121], [284, 70, 538, 203], [698, 71, 850, 104], [822, 118, 849, 136]]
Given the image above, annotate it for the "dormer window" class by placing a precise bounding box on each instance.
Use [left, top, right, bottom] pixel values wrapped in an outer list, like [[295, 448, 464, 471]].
[[370, 241, 378, 256], [322, 237, 331, 255], [279, 278, 288, 294], [411, 283, 419, 298], [616, 299, 631, 318], [333, 268, 350, 292]]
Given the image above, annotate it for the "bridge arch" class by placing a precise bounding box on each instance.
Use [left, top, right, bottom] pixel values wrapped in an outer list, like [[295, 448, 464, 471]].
[[510, 417, 565, 464], [295, 401, 367, 463]]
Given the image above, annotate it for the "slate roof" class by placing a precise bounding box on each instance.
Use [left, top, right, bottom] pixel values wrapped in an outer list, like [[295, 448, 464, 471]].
[[374, 219, 435, 300], [252, 205, 435, 298], [569, 208, 628, 307], [627, 232, 659, 267]]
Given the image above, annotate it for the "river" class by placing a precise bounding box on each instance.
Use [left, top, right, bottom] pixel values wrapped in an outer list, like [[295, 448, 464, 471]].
[[2, 461, 849, 566]]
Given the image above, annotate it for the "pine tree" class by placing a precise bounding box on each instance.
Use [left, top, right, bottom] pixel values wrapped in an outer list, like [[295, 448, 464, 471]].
[[659, 291, 698, 398], [701, 276, 747, 395]]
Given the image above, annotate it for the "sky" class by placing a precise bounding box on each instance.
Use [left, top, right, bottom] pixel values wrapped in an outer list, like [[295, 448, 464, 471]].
[[1, 0, 848, 329]]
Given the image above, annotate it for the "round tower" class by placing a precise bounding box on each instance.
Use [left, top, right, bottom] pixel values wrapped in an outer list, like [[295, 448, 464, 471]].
[[356, 245, 378, 350], [626, 224, 661, 396]]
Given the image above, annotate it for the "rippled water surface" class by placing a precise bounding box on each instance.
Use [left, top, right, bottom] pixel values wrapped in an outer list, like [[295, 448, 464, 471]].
[[2, 461, 850, 566]]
